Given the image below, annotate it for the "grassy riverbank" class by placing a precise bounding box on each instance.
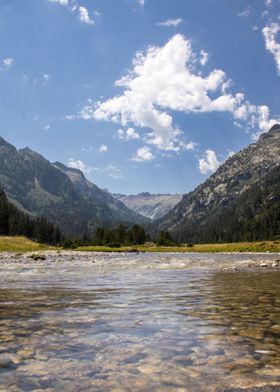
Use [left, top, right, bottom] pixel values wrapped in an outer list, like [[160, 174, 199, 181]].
[[1, 236, 280, 253], [0, 236, 50, 252], [78, 241, 280, 253]]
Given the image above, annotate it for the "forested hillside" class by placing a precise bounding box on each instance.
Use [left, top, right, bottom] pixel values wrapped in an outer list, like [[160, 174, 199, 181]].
[[154, 124, 280, 243], [0, 187, 61, 244]]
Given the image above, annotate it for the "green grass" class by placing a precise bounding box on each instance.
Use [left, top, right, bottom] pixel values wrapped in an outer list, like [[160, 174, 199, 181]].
[[0, 236, 51, 252], [1, 237, 279, 253], [77, 241, 280, 253]]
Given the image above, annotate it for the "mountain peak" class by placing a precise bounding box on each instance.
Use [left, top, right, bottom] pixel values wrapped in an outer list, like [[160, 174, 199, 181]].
[[0, 136, 16, 151], [269, 123, 280, 132]]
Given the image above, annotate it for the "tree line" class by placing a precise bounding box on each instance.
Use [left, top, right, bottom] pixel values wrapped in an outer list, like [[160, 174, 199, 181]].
[[63, 224, 176, 249], [0, 187, 61, 244]]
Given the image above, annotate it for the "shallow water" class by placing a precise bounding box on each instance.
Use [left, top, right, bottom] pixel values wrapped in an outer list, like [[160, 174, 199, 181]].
[[1, 253, 280, 391]]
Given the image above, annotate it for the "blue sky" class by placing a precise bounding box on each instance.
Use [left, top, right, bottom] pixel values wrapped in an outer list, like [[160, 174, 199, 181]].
[[0, 0, 279, 194]]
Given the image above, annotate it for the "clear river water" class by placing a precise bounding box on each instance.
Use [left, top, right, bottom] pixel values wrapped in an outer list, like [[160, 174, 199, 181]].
[[0, 251, 280, 392]]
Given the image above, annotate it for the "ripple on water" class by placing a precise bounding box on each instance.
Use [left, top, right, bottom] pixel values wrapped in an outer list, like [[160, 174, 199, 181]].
[[0, 253, 280, 391]]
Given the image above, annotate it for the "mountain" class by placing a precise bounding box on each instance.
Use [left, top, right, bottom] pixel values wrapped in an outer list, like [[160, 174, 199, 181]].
[[0, 137, 148, 237], [0, 187, 61, 244], [52, 162, 148, 225], [154, 124, 280, 242], [114, 192, 183, 220]]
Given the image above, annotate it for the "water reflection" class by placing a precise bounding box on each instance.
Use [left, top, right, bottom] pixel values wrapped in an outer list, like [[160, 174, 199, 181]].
[[0, 261, 280, 391]]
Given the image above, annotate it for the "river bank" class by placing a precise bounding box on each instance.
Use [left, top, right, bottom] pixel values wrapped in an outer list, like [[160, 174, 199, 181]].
[[1, 236, 280, 254], [0, 250, 280, 272]]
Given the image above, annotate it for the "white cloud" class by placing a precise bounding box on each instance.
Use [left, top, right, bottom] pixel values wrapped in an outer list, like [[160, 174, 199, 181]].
[[99, 144, 108, 153], [68, 158, 93, 174], [198, 149, 221, 174], [68, 158, 122, 179], [265, 0, 273, 6], [3, 58, 14, 69], [44, 124, 50, 130], [116, 127, 140, 140], [72, 34, 278, 151], [263, 22, 280, 74], [184, 141, 197, 151], [79, 6, 95, 25], [138, 0, 145, 6], [158, 18, 183, 27], [132, 146, 155, 162], [48, 0, 69, 5], [237, 7, 250, 17], [127, 127, 140, 139], [48, 1, 96, 25], [199, 50, 209, 66], [88, 35, 247, 149]]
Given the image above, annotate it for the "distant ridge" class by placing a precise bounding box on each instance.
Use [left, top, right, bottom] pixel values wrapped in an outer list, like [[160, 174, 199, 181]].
[[114, 193, 183, 220]]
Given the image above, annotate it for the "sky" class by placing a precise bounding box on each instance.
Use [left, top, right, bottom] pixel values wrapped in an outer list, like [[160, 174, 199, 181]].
[[0, 0, 279, 195]]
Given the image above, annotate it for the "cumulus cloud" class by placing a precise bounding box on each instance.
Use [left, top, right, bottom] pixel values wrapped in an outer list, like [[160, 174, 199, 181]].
[[99, 144, 108, 153], [263, 22, 280, 74], [3, 58, 14, 69], [132, 146, 155, 162], [158, 18, 183, 27], [72, 34, 278, 152], [79, 6, 95, 25], [116, 127, 140, 140], [198, 149, 221, 174], [138, 0, 145, 6], [68, 158, 93, 174]]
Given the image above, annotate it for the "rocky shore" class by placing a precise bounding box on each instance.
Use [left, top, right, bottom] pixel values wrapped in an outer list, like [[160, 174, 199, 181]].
[[0, 250, 279, 271]]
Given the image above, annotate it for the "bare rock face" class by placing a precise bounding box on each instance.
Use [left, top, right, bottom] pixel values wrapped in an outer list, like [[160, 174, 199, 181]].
[[155, 124, 280, 242], [114, 193, 183, 220]]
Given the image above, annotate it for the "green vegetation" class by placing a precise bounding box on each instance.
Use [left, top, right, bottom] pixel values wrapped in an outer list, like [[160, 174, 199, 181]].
[[62, 224, 150, 249], [77, 241, 280, 253], [161, 164, 280, 244], [0, 236, 50, 252], [0, 236, 279, 253], [0, 187, 61, 245]]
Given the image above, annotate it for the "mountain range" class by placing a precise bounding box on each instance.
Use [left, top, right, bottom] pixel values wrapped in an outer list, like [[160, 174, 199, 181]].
[[0, 124, 279, 243], [0, 137, 147, 237], [154, 124, 280, 242], [114, 193, 182, 220]]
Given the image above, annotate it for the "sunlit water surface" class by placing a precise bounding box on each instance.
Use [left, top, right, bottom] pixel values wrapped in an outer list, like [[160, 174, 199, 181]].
[[1, 252, 280, 391]]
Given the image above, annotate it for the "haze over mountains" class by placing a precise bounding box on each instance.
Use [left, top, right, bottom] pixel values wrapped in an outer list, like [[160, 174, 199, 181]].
[[0, 124, 279, 243], [114, 193, 183, 220]]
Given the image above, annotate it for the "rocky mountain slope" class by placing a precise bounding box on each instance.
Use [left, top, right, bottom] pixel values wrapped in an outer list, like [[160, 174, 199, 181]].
[[114, 192, 182, 220], [0, 137, 147, 237], [154, 124, 280, 242]]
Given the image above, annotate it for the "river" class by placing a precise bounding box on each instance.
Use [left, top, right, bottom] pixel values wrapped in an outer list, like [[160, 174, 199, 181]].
[[0, 251, 280, 391]]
